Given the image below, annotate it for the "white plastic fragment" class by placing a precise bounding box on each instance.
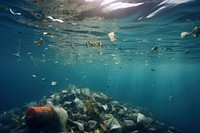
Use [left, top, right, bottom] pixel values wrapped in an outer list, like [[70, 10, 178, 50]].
[[41, 77, 46, 81], [32, 75, 36, 78], [43, 32, 54, 38], [62, 90, 67, 93], [74, 97, 80, 103], [71, 89, 76, 94], [110, 100, 119, 105], [102, 104, 108, 111], [118, 109, 125, 115], [122, 106, 128, 111], [46, 99, 54, 106], [53, 107, 68, 132], [73, 121, 84, 131], [132, 130, 139, 133], [50, 94, 55, 98], [124, 120, 135, 127], [82, 88, 90, 96], [88, 120, 97, 129], [137, 113, 146, 123], [47, 16, 64, 23], [71, 22, 77, 26], [9, 8, 21, 16], [169, 95, 173, 100], [43, 32, 51, 35], [101, 92, 108, 98], [77, 101, 84, 109], [34, 38, 44, 45], [54, 95, 61, 102], [13, 53, 20, 58], [74, 97, 84, 109], [51, 81, 57, 86], [180, 32, 191, 38], [76, 89, 81, 94], [108, 32, 117, 43], [104, 118, 122, 133], [111, 105, 116, 111], [64, 101, 72, 105]]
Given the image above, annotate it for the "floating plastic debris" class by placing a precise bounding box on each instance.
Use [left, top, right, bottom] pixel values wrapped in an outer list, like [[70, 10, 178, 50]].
[[108, 32, 117, 43], [181, 26, 200, 38], [13, 53, 20, 58], [171, 58, 176, 61], [43, 32, 51, 35], [111, 54, 115, 57], [152, 46, 158, 53], [47, 16, 64, 23], [181, 32, 190, 38], [88, 41, 103, 48], [41, 78, 46, 81], [122, 38, 128, 42], [62, 90, 67, 93], [169, 96, 173, 101], [9, 8, 21, 16], [51, 81, 57, 86], [43, 32, 54, 38], [27, 52, 32, 55], [34, 38, 44, 45], [157, 38, 162, 41], [115, 61, 120, 65], [185, 49, 189, 55], [98, 51, 103, 55], [32, 74, 36, 78]]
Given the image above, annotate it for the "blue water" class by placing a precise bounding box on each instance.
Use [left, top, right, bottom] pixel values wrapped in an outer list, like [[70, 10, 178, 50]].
[[1, 0, 200, 132]]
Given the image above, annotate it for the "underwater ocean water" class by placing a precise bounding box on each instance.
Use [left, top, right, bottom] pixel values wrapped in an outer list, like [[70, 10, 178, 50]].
[[0, 0, 200, 132]]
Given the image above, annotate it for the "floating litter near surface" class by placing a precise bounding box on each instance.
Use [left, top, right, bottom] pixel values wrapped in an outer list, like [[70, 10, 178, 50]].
[[108, 32, 117, 43], [34, 38, 44, 46], [51, 81, 57, 86], [47, 16, 64, 23], [13, 53, 20, 58], [180, 32, 191, 38], [9, 8, 21, 16], [43, 32, 54, 38], [43, 32, 51, 35]]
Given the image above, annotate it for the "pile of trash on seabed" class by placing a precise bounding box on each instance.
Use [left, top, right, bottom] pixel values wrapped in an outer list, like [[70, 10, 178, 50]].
[[0, 84, 181, 133]]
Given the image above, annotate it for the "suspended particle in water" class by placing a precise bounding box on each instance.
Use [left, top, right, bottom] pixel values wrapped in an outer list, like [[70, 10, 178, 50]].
[[32, 75, 36, 78], [51, 81, 57, 86]]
